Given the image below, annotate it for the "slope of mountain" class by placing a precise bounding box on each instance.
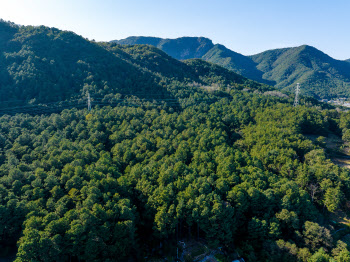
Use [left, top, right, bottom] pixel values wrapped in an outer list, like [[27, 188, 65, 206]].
[[1, 20, 349, 262], [250, 45, 350, 98], [115, 36, 163, 46], [113, 36, 266, 83], [0, 21, 152, 104], [0, 20, 271, 113], [115, 36, 214, 60], [114, 36, 350, 98], [201, 44, 274, 85]]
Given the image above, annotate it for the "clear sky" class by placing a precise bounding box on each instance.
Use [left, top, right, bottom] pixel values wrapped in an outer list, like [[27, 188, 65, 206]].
[[0, 0, 349, 60]]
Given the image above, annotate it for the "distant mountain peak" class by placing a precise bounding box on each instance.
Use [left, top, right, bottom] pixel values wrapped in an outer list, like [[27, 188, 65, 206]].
[[113, 36, 214, 60], [115, 36, 213, 45], [114, 36, 350, 99], [115, 36, 163, 46]]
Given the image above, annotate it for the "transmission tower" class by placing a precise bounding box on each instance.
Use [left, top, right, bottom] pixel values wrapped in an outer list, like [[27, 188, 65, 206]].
[[87, 93, 91, 111], [294, 83, 300, 107]]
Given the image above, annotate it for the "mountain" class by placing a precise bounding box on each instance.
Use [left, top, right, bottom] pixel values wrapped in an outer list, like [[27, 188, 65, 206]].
[[201, 44, 274, 85], [113, 36, 268, 83], [0, 20, 150, 104], [1, 20, 349, 262], [0, 20, 271, 114], [114, 36, 350, 98], [114, 36, 214, 60], [250, 45, 350, 98]]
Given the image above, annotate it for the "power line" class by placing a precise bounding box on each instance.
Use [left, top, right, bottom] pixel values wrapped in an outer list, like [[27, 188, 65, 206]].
[[0, 94, 231, 116]]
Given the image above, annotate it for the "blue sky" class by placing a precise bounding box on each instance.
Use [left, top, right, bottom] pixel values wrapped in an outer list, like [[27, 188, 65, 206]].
[[0, 0, 349, 59]]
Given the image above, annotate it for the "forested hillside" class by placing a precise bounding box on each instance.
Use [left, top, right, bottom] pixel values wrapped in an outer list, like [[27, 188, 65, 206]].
[[201, 44, 273, 85], [1, 88, 350, 262], [115, 36, 214, 60], [2, 20, 350, 262], [250, 45, 350, 98], [0, 21, 143, 103], [115, 36, 350, 99], [0, 20, 270, 115]]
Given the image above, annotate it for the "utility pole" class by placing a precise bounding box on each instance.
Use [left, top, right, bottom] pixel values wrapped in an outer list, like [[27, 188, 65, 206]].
[[87, 92, 91, 111], [294, 83, 300, 107]]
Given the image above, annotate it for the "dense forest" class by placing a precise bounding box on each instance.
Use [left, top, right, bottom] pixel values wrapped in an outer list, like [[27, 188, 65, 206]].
[[0, 19, 270, 115], [2, 89, 350, 262], [115, 36, 350, 99], [2, 20, 350, 262]]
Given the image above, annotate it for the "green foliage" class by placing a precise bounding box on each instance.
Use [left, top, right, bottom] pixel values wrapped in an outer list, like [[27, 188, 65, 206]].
[[115, 36, 214, 60], [0, 93, 348, 261], [1, 20, 350, 262], [324, 187, 343, 212], [303, 221, 332, 252], [115, 36, 350, 99], [308, 248, 332, 262], [250, 45, 350, 99], [0, 22, 274, 114]]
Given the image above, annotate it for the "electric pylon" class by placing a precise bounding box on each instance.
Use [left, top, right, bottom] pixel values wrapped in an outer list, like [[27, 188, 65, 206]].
[[88, 93, 91, 111], [294, 83, 300, 107]]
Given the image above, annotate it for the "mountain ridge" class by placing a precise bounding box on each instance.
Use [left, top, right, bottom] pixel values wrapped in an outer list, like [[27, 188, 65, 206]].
[[1, 20, 349, 262], [0, 20, 272, 114], [114, 36, 350, 98], [115, 36, 214, 60], [251, 45, 350, 97]]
